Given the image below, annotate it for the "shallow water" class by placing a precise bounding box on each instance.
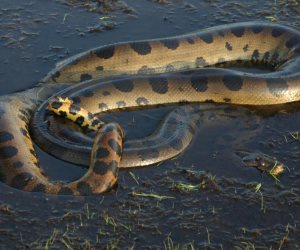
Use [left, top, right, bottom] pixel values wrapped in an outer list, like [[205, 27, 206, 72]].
[[0, 0, 300, 249]]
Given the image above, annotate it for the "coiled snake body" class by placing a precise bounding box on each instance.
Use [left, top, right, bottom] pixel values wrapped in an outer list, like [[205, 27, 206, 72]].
[[0, 22, 299, 195]]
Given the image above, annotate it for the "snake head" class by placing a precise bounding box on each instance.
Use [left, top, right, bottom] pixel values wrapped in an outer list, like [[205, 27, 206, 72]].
[[235, 150, 285, 176]]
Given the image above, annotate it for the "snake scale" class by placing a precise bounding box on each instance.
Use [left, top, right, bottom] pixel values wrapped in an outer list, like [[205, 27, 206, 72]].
[[0, 22, 299, 195]]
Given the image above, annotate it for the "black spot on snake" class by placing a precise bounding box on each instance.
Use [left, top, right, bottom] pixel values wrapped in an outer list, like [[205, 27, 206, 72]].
[[186, 37, 195, 44], [98, 103, 108, 111], [225, 42, 233, 51], [223, 75, 243, 91], [72, 97, 81, 104], [266, 78, 288, 97], [263, 52, 270, 62], [137, 65, 155, 74], [223, 98, 231, 103], [91, 119, 100, 127], [195, 57, 208, 67], [69, 104, 81, 116], [191, 75, 208, 92], [95, 45, 115, 59], [198, 33, 213, 44], [50, 101, 63, 110], [149, 77, 168, 94], [96, 66, 104, 71], [0, 131, 14, 143], [58, 187, 74, 195], [271, 27, 285, 37], [130, 42, 151, 55], [77, 182, 92, 195], [136, 97, 149, 105], [31, 183, 46, 192], [80, 74, 92, 82], [96, 147, 110, 159], [113, 79, 134, 92], [82, 89, 94, 97], [169, 138, 183, 151], [116, 101, 126, 108], [0, 146, 18, 159], [51, 71, 60, 82], [286, 36, 300, 49], [13, 161, 24, 169], [161, 39, 179, 50], [102, 90, 111, 96], [165, 64, 175, 72], [30, 149, 37, 158], [10, 172, 33, 189], [252, 50, 260, 61], [108, 139, 122, 156], [251, 25, 264, 34], [59, 110, 67, 118], [75, 116, 84, 126], [231, 26, 245, 37], [93, 160, 118, 175], [20, 128, 29, 138]]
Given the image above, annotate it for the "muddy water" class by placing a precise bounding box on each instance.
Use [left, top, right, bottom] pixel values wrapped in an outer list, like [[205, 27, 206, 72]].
[[0, 0, 300, 249]]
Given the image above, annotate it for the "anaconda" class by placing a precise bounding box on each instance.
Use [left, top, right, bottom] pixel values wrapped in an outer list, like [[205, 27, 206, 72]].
[[0, 22, 299, 195]]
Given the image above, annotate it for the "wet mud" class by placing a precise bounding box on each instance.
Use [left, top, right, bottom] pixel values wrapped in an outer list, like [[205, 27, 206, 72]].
[[0, 0, 300, 249]]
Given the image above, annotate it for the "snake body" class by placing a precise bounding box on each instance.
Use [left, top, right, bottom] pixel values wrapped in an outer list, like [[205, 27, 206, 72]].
[[0, 22, 299, 195]]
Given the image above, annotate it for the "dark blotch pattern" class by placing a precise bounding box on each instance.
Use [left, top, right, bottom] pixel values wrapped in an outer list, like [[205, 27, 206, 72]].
[[252, 50, 260, 60], [225, 42, 233, 51], [263, 52, 270, 62], [95, 45, 115, 59], [77, 182, 92, 195], [13, 161, 24, 169], [186, 37, 195, 44], [98, 103, 108, 111], [116, 101, 126, 108], [191, 75, 208, 92], [137, 65, 155, 74], [20, 128, 29, 138], [198, 33, 213, 44], [96, 147, 110, 159], [231, 26, 245, 37], [195, 57, 208, 67], [286, 36, 300, 49], [75, 116, 85, 126], [223, 98, 231, 103], [266, 78, 288, 97], [82, 89, 94, 97], [93, 160, 118, 175], [80, 74, 92, 82], [130, 42, 151, 55], [10, 172, 33, 189], [108, 139, 122, 157], [51, 101, 63, 110], [113, 79, 134, 92], [149, 77, 168, 94], [165, 64, 175, 72], [271, 27, 285, 37], [251, 25, 264, 34], [223, 75, 243, 91], [96, 66, 104, 71], [51, 71, 60, 82], [0, 131, 14, 143], [0, 146, 18, 159], [102, 90, 110, 96], [169, 138, 183, 151], [136, 97, 149, 105], [243, 44, 249, 52], [59, 111, 67, 118], [161, 39, 179, 50], [69, 104, 81, 115]]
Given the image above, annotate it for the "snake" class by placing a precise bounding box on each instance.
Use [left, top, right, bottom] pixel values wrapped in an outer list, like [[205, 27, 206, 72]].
[[0, 22, 299, 195]]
